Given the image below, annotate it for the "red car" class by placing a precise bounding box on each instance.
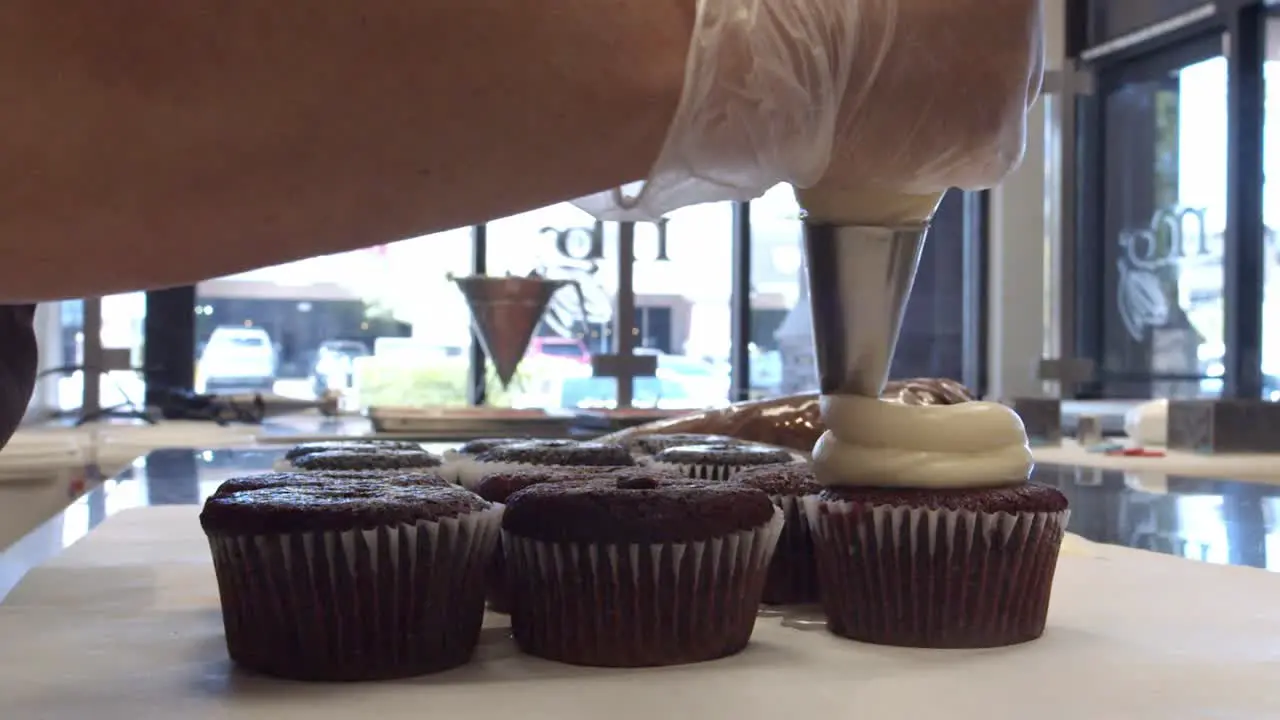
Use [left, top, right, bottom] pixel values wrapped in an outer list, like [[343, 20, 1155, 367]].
[[526, 336, 591, 364]]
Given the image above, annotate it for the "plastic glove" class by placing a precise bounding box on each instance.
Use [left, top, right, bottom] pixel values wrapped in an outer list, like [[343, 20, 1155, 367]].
[[574, 0, 1043, 222]]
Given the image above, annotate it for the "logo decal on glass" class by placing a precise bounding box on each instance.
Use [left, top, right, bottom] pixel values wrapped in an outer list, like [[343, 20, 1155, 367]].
[[1116, 207, 1208, 342]]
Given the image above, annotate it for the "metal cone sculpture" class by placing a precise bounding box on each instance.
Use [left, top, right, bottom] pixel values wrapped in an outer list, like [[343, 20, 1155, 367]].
[[451, 273, 576, 388]]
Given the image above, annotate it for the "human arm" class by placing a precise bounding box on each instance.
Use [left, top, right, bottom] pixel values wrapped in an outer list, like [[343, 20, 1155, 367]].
[[0, 0, 693, 302], [0, 0, 1043, 303]]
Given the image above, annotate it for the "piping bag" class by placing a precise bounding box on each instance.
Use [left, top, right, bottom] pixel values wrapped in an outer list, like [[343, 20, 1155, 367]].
[[602, 187, 946, 453]]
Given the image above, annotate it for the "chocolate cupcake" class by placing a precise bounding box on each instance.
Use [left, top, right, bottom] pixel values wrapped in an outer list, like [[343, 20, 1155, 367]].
[[806, 393, 1068, 648], [625, 433, 739, 457], [455, 440, 633, 490], [730, 464, 823, 604], [503, 476, 784, 667], [291, 448, 443, 472], [275, 439, 424, 470], [648, 442, 798, 481], [474, 466, 683, 614], [440, 437, 529, 483], [201, 476, 502, 680], [212, 469, 449, 497]]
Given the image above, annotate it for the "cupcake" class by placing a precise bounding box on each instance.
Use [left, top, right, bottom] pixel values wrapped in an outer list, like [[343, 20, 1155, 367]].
[[502, 476, 784, 667], [440, 437, 530, 483], [212, 469, 449, 497], [455, 440, 633, 490], [648, 442, 798, 481], [274, 439, 424, 470], [200, 476, 502, 680], [730, 464, 823, 604], [625, 433, 739, 457], [291, 448, 443, 472], [805, 393, 1069, 648], [474, 466, 683, 614]]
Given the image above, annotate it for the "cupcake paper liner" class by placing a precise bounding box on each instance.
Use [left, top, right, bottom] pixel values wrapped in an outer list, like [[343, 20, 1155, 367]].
[[761, 494, 820, 605], [455, 460, 549, 490], [803, 497, 1068, 648], [437, 452, 472, 485], [485, 539, 512, 613], [504, 507, 785, 667], [207, 504, 503, 681], [648, 460, 772, 482]]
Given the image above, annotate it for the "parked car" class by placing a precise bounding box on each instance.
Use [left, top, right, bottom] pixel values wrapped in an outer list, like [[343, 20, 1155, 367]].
[[310, 340, 371, 397], [527, 336, 591, 365], [196, 326, 276, 393], [560, 375, 710, 410]]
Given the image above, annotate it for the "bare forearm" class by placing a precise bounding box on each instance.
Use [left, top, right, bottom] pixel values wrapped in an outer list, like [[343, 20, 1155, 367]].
[[0, 0, 691, 301]]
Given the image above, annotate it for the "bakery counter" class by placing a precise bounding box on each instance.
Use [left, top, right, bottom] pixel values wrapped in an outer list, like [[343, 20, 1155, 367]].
[[0, 444, 451, 602], [5, 451, 1280, 717], [1, 446, 1279, 605]]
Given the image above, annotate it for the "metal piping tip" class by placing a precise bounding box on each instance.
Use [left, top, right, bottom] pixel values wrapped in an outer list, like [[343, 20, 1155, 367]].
[[804, 223, 929, 397]]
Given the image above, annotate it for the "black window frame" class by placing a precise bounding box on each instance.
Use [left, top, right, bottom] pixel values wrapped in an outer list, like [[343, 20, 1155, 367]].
[[1069, 0, 1268, 399]]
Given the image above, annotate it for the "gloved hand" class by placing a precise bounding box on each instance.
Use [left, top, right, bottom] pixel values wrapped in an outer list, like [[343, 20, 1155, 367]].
[[574, 0, 1043, 222]]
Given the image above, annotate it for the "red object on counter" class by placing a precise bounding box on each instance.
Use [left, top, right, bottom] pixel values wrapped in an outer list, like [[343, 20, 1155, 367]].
[[1104, 448, 1166, 458]]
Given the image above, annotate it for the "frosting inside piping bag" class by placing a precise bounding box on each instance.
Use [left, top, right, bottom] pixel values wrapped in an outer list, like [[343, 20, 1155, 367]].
[[793, 184, 944, 225]]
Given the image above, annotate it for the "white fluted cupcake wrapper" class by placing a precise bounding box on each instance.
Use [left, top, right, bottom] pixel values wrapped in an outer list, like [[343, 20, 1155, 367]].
[[438, 451, 475, 484], [801, 496, 1069, 648], [504, 506, 785, 667], [761, 494, 820, 604], [646, 460, 787, 482], [207, 503, 504, 680]]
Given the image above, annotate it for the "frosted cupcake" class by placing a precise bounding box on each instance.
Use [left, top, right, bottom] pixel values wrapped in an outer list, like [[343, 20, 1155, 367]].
[[804, 394, 1069, 648], [455, 440, 633, 490]]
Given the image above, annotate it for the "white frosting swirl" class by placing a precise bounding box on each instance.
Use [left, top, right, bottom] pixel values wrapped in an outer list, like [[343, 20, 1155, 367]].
[[812, 394, 1033, 488]]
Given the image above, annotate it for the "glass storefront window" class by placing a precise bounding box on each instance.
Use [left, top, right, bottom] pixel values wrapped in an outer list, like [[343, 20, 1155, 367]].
[[748, 184, 978, 398], [486, 203, 611, 409], [485, 202, 734, 410], [1096, 50, 1227, 399], [1261, 18, 1280, 400], [99, 293, 146, 412], [43, 295, 145, 416], [635, 202, 733, 409], [194, 230, 474, 409], [749, 185, 809, 399]]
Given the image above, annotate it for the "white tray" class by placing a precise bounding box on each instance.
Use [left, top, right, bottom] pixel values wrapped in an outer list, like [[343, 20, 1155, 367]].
[[1, 506, 1277, 719]]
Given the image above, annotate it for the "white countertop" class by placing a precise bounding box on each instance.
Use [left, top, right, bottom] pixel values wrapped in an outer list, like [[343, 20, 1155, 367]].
[[1, 506, 1277, 719], [1034, 439, 1280, 483]]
